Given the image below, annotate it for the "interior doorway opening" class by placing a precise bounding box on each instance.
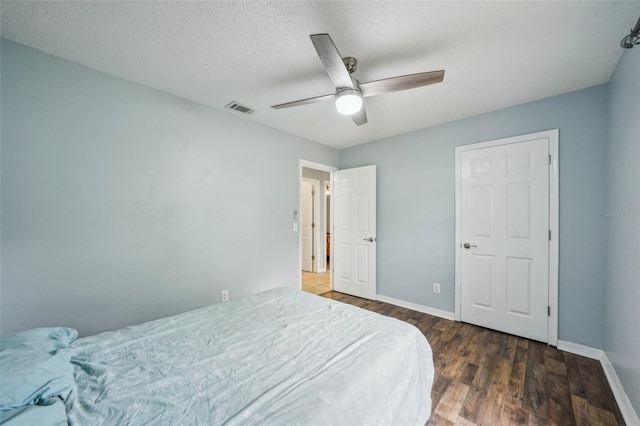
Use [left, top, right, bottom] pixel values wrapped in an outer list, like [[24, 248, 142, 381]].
[[299, 161, 336, 295]]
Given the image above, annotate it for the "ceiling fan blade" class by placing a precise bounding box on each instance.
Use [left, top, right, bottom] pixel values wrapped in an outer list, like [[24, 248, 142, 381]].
[[351, 105, 368, 126], [359, 70, 445, 98], [271, 93, 335, 109], [310, 34, 355, 89]]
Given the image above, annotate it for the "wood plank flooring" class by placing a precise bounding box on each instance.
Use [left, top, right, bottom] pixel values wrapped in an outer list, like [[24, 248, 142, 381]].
[[320, 291, 625, 426], [301, 269, 330, 295]]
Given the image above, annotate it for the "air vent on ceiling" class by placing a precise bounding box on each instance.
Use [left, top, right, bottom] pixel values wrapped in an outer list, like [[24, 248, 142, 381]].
[[225, 101, 255, 115]]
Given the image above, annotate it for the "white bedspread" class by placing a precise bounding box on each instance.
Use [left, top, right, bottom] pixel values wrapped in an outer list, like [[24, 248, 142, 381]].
[[65, 288, 433, 425]]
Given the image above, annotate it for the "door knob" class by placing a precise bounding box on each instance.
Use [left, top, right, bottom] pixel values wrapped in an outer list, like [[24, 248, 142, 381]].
[[364, 237, 376, 242], [463, 243, 477, 249]]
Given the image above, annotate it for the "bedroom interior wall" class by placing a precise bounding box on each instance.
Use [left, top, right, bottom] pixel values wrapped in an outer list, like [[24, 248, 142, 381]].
[[0, 39, 338, 337], [339, 84, 609, 349], [604, 47, 640, 415]]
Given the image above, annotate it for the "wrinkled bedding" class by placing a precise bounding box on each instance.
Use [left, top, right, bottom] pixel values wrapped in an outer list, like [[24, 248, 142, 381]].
[[0, 327, 77, 425], [65, 288, 434, 425]]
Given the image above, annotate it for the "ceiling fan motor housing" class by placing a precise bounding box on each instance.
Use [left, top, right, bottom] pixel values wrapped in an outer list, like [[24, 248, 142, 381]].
[[343, 57, 358, 74]]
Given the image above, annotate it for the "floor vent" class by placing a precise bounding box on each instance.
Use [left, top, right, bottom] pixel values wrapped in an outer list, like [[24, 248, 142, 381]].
[[225, 101, 255, 115]]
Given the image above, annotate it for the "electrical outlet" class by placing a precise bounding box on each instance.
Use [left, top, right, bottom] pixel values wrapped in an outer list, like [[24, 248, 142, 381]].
[[221, 290, 229, 302], [433, 283, 441, 294]]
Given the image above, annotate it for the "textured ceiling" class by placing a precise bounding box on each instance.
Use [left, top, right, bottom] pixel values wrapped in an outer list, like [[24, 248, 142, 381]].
[[2, 1, 638, 149]]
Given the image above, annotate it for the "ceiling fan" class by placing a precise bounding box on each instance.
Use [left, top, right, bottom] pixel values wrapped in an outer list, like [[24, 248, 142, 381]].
[[271, 33, 445, 126]]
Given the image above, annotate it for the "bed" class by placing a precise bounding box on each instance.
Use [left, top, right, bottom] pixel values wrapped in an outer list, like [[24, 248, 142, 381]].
[[1, 288, 434, 425]]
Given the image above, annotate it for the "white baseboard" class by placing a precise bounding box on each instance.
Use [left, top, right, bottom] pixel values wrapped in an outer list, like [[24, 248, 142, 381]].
[[557, 340, 603, 360], [557, 340, 639, 425], [375, 294, 455, 321], [601, 352, 640, 426]]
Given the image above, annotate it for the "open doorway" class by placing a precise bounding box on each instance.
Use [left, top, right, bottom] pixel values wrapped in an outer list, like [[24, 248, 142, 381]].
[[299, 161, 336, 295]]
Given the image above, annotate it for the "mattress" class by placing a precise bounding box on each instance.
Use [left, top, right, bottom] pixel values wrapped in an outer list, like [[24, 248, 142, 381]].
[[64, 287, 434, 425]]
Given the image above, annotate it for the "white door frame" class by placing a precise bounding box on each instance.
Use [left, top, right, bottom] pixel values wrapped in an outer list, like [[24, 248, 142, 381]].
[[301, 178, 321, 272], [299, 160, 338, 290], [454, 129, 559, 346]]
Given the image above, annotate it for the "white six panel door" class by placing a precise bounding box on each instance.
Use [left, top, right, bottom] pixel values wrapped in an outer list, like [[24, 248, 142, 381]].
[[460, 138, 550, 342], [333, 166, 377, 300], [301, 181, 313, 272]]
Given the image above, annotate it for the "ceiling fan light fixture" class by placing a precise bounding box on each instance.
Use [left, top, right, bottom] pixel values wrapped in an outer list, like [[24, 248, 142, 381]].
[[335, 89, 363, 115]]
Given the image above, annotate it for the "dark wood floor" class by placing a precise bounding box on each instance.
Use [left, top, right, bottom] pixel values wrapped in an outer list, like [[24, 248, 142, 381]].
[[320, 291, 624, 426]]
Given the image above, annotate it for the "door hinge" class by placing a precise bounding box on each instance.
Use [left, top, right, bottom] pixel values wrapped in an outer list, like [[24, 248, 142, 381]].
[[548, 306, 551, 316], [312, 255, 315, 260], [549, 230, 551, 240], [548, 154, 551, 165], [312, 223, 315, 228]]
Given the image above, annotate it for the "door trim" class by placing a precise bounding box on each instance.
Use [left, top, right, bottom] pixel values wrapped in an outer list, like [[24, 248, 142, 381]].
[[299, 160, 338, 291], [454, 129, 559, 345]]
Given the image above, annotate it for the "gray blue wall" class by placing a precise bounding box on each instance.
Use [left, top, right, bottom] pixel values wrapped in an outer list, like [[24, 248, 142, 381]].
[[339, 85, 609, 349], [0, 40, 337, 337], [605, 48, 640, 416]]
